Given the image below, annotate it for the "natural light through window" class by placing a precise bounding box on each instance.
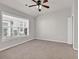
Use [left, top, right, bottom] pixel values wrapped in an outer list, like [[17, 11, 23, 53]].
[[2, 14, 29, 40]]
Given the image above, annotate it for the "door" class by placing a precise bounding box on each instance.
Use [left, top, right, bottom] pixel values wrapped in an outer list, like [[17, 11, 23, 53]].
[[67, 17, 73, 44]]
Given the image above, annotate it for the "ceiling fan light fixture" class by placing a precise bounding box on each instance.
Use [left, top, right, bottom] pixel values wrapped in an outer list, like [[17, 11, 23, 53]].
[[38, 5, 42, 9], [36, 5, 42, 11], [25, 0, 49, 12]]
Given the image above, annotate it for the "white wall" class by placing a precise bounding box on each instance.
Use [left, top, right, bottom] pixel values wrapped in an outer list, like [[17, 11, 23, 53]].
[[0, 3, 35, 51], [35, 8, 72, 43], [0, 11, 2, 40], [73, 0, 78, 50]]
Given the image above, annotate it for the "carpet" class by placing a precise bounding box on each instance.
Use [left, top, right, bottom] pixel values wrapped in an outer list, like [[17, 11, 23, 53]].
[[0, 39, 77, 59]]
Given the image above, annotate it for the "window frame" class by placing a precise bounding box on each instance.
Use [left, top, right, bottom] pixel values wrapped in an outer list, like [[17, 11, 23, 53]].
[[2, 14, 29, 40]]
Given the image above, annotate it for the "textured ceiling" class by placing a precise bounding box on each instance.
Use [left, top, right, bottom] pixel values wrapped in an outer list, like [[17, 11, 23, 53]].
[[0, 0, 73, 17]]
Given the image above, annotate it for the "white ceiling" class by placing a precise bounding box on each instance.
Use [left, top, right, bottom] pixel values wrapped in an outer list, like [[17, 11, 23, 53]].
[[0, 0, 73, 17]]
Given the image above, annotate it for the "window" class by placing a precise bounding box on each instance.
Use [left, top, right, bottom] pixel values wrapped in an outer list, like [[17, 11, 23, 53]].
[[2, 14, 29, 39]]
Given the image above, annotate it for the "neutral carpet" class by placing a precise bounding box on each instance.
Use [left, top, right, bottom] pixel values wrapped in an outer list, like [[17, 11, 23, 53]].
[[0, 39, 77, 59]]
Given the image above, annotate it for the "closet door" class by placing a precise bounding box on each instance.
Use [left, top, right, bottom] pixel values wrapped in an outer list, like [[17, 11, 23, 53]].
[[67, 17, 73, 44]]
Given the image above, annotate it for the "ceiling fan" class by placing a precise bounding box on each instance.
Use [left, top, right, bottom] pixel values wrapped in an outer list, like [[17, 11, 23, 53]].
[[25, 0, 49, 12]]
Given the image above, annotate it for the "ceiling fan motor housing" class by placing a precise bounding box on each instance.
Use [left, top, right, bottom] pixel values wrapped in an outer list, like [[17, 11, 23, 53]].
[[37, 0, 41, 6]]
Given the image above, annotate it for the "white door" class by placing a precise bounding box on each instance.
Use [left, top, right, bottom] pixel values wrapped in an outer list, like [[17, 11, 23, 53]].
[[67, 17, 73, 44]]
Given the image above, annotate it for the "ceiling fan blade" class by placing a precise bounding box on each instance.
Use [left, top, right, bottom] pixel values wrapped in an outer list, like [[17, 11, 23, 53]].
[[43, 0, 48, 3], [29, 5, 37, 7], [32, 0, 37, 3], [42, 5, 49, 8]]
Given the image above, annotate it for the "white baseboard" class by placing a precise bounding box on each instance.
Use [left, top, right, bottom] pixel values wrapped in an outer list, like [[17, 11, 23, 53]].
[[35, 38, 68, 44], [0, 38, 76, 52], [0, 39, 33, 52], [73, 47, 78, 51]]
